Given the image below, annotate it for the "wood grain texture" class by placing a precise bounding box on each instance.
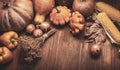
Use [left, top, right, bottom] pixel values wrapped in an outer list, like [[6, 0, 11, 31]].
[[0, 0, 120, 70], [0, 26, 120, 70]]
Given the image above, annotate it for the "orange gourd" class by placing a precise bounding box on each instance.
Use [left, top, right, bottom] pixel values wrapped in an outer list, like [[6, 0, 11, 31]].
[[50, 6, 71, 25], [69, 11, 85, 34]]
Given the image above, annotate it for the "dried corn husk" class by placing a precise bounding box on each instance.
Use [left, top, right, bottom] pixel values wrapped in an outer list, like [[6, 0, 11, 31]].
[[97, 12, 120, 45], [96, 2, 120, 22]]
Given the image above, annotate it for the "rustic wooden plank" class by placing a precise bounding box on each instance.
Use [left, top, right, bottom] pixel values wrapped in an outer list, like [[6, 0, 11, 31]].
[[0, 27, 120, 70], [36, 27, 81, 70], [0, 0, 120, 70], [100, 39, 112, 70], [112, 46, 120, 70]]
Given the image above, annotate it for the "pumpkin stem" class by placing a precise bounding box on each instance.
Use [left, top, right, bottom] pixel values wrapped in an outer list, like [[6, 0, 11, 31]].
[[55, 8, 60, 13], [2, 2, 10, 9], [10, 38, 16, 44]]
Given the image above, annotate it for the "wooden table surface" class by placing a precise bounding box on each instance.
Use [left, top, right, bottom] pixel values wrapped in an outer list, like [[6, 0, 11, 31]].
[[0, 26, 120, 70], [0, 0, 120, 70]]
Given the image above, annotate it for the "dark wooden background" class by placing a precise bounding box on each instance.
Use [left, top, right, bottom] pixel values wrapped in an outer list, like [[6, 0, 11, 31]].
[[0, 0, 120, 70]]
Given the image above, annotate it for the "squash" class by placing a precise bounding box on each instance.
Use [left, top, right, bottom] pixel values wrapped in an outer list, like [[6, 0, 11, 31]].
[[69, 11, 85, 34], [73, 0, 95, 17], [0, 0, 34, 31], [34, 0, 55, 24], [50, 6, 71, 25]]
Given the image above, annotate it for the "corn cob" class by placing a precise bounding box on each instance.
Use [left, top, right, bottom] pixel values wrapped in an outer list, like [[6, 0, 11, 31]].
[[97, 12, 120, 44], [96, 2, 120, 22]]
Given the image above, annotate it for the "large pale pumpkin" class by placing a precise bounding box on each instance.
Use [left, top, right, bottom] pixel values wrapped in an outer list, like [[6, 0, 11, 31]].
[[0, 0, 34, 31]]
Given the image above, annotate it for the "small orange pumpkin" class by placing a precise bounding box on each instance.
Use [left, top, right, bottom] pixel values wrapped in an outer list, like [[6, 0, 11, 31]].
[[69, 11, 85, 34], [50, 6, 71, 25]]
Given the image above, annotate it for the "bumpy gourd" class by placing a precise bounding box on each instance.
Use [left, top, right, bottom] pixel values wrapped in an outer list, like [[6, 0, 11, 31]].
[[50, 6, 71, 25], [69, 11, 85, 34]]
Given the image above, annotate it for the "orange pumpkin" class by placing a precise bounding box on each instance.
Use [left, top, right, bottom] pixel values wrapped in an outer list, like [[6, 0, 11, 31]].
[[50, 6, 71, 25]]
